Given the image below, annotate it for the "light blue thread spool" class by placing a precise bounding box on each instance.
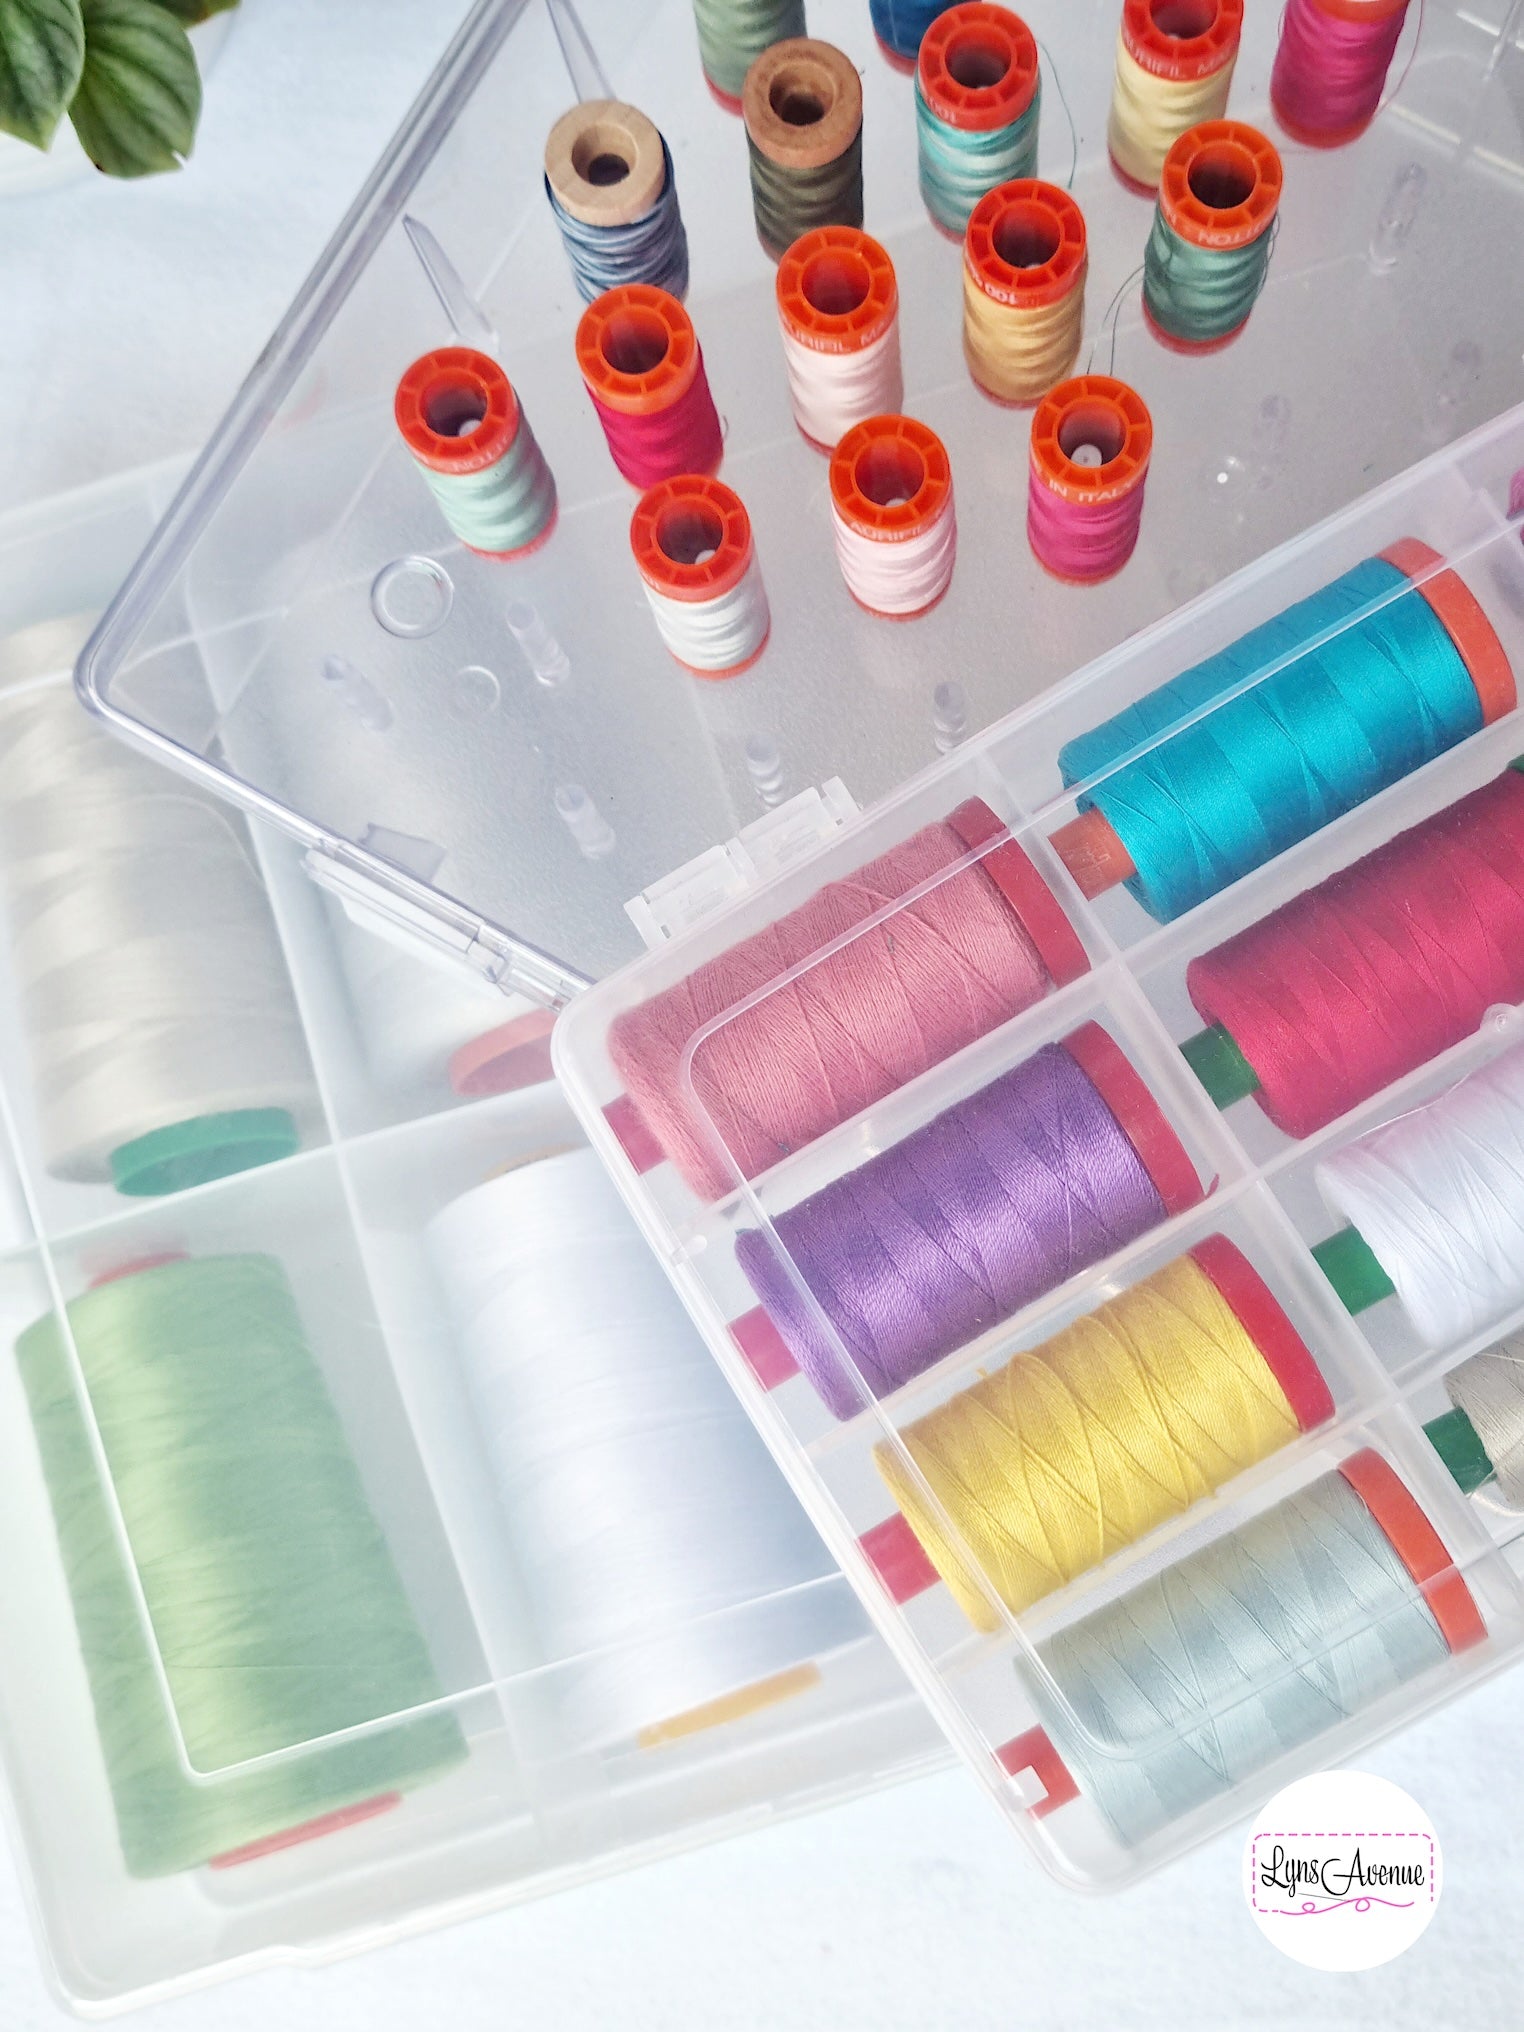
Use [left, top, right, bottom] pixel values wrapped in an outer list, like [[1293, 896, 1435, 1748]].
[[915, 5, 1041, 236], [543, 101, 689, 304], [1142, 119, 1282, 348], [395, 347, 557, 560]]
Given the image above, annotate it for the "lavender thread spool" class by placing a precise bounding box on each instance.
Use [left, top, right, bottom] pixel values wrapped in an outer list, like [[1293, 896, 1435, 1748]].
[[733, 1024, 1201, 1418]]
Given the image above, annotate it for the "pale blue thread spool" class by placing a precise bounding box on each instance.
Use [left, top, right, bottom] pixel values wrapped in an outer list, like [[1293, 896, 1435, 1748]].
[[395, 347, 557, 560], [916, 5, 1041, 237], [543, 101, 689, 304]]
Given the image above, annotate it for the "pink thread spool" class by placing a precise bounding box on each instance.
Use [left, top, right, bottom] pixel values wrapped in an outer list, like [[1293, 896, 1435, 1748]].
[[575, 284, 723, 488], [829, 414, 957, 618], [1271, 0, 1411, 149], [1027, 376, 1153, 584]]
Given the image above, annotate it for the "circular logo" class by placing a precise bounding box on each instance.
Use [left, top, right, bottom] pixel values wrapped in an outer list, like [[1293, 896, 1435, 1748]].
[[1243, 1771, 1440, 1971]]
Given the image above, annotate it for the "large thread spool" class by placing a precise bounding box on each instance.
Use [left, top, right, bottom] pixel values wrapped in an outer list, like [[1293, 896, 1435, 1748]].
[[1272, 0, 1411, 149], [1107, 0, 1243, 193], [1027, 376, 1153, 584], [1430, 1338, 1524, 1502], [870, 0, 946, 67], [630, 474, 771, 678], [1182, 767, 1524, 1139], [916, 6, 1041, 239], [963, 179, 1087, 406], [575, 285, 724, 488], [1006, 1452, 1482, 1846], [604, 798, 1089, 1199], [1051, 540, 1514, 920], [17, 1255, 466, 1876], [829, 414, 958, 618], [0, 684, 314, 1197], [1142, 121, 1282, 353], [425, 1149, 861, 1748], [691, 0, 806, 110], [743, 39, 864, 261], [543, 100, 689, 303], [395, 348, 558, 559], [776, 225, 902, 450], [732, 1022, 1201, 1418], [869, 1238, 1333, 1628]]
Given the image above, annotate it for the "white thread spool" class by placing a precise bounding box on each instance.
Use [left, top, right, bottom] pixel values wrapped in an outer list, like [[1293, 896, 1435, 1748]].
[[775, 225, 902, 451], [424, 1148, 861, 1748], [0, 680, 316, 1191], [1316, 1041, 1524, 1348], [828, 414, 957, 618], [630, 475, 771, 677]]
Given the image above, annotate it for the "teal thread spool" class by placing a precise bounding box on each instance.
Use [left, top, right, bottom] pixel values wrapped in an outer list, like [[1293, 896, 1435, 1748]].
[[1142, 119, 1282, 351], [395, 347, 557, 560], [915, 5, 1041, 238], [692, 0, 806, 108], [17, 1255, 466, 1876]]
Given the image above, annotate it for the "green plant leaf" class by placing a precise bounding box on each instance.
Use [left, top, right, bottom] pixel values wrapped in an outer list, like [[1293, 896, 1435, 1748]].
[[69, 0, 200, 177], [0, 0, 86, 148], [151, 0, 238, 21]]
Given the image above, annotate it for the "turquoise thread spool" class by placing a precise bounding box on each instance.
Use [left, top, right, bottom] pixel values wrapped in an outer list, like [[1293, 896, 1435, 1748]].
[[395, 347, 557, 560], [915, 5, 1041, 238], [1142, 120, 1282, 351]]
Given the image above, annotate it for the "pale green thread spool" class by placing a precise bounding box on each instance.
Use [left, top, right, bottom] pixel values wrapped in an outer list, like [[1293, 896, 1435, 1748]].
[[395, 347, 558, 560], [17, 1255, 466, 1877], [692, 0, 807, 105]]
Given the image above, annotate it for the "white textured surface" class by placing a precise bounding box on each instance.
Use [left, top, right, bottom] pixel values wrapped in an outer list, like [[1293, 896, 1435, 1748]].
[[0, 4, 1521, 2025]]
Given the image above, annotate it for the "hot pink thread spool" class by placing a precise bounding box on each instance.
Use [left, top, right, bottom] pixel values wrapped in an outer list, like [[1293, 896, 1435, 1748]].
[[1271, 0, 1411, 149], [1027, 376, 1153, 584], [575, 284, 724, 488]]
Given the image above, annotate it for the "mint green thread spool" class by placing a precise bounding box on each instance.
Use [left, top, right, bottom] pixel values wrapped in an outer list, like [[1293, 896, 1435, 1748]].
[[1142, 119, 1282, 351], [17, 1255, 466, 1877], [395, 347, 557, 560]]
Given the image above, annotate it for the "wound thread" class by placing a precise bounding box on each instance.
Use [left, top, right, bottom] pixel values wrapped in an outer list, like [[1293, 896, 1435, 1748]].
[[1107, 0, 1242, 191], [1445, 1338, 1524, 1503], [963, 179, 1087, 405], [692, 0, 806, 106], [576, 285, 723, 489], [1142, 121, 1282, 352], [744, 39, 865, 260], [1027, 375, 1153, 584], [776, 226, 903, 450], [870, 0, 948, 63], [543, 101, 689, 303], [630, 474, 771, 677], [1272, 0, 1411, 149], [395, 347, 557, 558], [829, 413, 958, 617], [915, 6, 1042, 238]]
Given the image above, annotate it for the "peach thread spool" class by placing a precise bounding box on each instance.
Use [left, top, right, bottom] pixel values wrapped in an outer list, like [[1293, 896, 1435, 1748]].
[[743, 39, 864, 261], [630, 475, 771, 678], [1142, 119, 1282, 353], [575, 284, 724, 488], [1272, 0, 1412, 149], [963, 180, 1087, 406], [1106, 0, 1243, 193], [915, 5, 1042, 238], [829, 415, 957, 619], [775, 226, 902, 451], [1027, 376, 1153, 584], [394, 348, 557, 560]]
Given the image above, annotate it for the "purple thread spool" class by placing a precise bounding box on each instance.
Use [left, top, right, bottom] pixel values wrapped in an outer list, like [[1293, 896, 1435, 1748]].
[[733, 1023, 1202, 1419]]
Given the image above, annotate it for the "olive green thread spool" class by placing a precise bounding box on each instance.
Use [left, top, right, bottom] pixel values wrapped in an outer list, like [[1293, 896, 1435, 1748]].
[[744, 39, 864, 260]]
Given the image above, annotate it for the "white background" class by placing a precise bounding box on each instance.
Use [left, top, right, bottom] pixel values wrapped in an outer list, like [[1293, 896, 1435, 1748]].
[[0, 3, 1521, 2025]]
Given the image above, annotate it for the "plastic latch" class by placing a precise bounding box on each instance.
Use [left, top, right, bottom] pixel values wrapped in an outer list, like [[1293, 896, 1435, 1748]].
[[625, 780, 860, 948]]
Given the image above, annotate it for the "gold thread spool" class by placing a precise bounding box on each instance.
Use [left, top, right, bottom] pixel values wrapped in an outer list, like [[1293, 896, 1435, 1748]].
[[962, 179, 1087, 405], [1107, 0, 1244, 192]]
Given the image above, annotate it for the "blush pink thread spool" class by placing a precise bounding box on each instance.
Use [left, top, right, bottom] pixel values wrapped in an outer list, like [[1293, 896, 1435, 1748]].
[[829, 414, 957, 618], [1271, 0, 1411, 149], [775, 226, 903, 452], [575, 284, 723, 488], [1027, 376, 1153, 584]]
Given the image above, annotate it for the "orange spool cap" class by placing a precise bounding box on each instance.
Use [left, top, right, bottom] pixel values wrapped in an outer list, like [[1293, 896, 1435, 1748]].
[[1379, 538, 1517, 726], [395, 348, 519, 472], [1027, 374, 1153, 585], [1157, 119, 1281, 251], [776, 225, 898, 354], [1121, 0, 1243, 80], [1338, 1449, 1486, 1654], [963, 181, 1088, 404], [919, 6, 1039, 129]]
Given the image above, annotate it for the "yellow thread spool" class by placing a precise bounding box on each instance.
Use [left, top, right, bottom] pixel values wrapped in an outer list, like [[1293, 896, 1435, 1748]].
[[874, 1239, 1332, 1629], [962, 179, 1087, 406], [1106, 0, 1244, 192]]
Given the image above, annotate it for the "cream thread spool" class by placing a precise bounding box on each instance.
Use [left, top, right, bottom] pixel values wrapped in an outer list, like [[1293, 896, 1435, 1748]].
[[743, 39, 865, 261], [775, 225, 903, 451], [395, 347, 558, 560], [543, 99, 689, 303], [963, 179, 1087, 405], [630, 475, 771, 678], [1107, 0, 1243, 193], [829, 414, 957, 618]]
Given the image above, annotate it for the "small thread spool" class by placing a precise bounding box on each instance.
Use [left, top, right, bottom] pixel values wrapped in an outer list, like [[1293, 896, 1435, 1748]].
[[731, 1023, 1201, 1417], [1051, 539, 1513, 920], [829, 414, 957, 618], [1107, 0, 1243, 193], [868, 1237, 1333, 1629], [630, 474, 771, 678], [1272, 0, 1411, 149], [743, 39, 864, 262], [915, 6, 1041, 239], [963, 179, 1087, 406], [604, 798, 1089, 1199], [870, 0, 946, 67], [1007, 1452, 1482, 1847], [1431, 1338, 1524, 1502], [775, 225, 902, 450], [395, 347, 558, 559], [691, 0, 807, 110], [575, 284, 724, 488], [543, 100, 689, 303], [1142, 121, 1282, 353], [1027, 375, 1153, 585], [1181, 767, 1524, 1139]]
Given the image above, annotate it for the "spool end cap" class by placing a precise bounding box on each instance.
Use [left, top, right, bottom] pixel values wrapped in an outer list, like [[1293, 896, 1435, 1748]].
[[1311, 1226, 1396, 1315], [1181, 1023, 1259, 1107], [110, 1109, 300, 1198], [1424, 1406, 1495, 1497]]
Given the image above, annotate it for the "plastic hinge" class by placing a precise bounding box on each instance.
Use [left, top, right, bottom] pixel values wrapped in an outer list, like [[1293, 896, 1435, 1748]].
[[625, 780, 860, 948]]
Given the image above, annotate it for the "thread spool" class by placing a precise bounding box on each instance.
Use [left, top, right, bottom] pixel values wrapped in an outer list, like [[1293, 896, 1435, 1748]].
[[543, 100, 689, 303], [1107, 0, 1243, 193], [395, 348, 558, 559], [630, 474, 771, 678], [775, 225, 902, 450], [575, 285, 724, 489], [17, 1255, 466, 1876], [915, 6, 1041, 239], [1272, 0, 1411, 149], [1142, 121, 1282, 353], [1006, 1452, 1482, 1846], [870, 0, 946, 66], [963, 180, 1087, 406], [829, 414, 957, 618], [691, 0, 807, 109], [0, 684, 314, 1197], [731, 1022, 1201, 1417], [604, 798, 1089, 1199], [743, 40, 864, 261], [868, 1238, 1333, 1629], [1181, 767, 1524, 1139], [1027, 376, 1152, 584], [425, 1150, 861, 1748], [1429, 1338, 1524, 1501], [1051, 539, 1514, 920]]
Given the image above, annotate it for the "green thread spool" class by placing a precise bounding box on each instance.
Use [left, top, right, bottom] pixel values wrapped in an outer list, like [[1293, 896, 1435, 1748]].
[[743, 39, 864, 260], [1142, 119, 1282, 352], [17, 1255, 466, 1877], [692, 0, 806, 107]]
